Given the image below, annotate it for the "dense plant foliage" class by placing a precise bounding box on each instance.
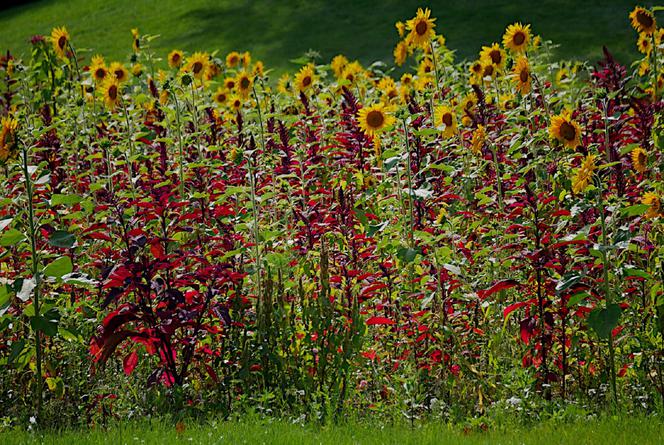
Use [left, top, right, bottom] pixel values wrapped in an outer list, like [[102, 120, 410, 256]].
[[1, 5, 663, 429]]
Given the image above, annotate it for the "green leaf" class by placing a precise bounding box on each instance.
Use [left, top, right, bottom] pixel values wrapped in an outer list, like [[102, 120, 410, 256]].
[[0, 285, 9, 316], [567, 292, 590, 307], [556, 273, 582, 295], [621, 204, 648, 217], [48, 231, 76, 249], [0, 229, 25, 247], [622, 267, 651, 280], [43, 256, 73, 278], [30, 315, 58, 337], [396, 246, 420, 263], [587, 304, 621, 339], [50, 194, 83, 206]]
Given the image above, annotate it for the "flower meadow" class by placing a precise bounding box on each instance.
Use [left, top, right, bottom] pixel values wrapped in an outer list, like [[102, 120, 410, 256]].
[[1, 5, 664, 430]]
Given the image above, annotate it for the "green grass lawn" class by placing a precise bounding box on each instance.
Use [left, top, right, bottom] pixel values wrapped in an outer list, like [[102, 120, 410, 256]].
[[0, 0, 653, 73], [2, 415, 663, 445]]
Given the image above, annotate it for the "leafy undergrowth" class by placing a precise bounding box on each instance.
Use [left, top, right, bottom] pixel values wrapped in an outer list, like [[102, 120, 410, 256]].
[[2, 415, 664, 445], [1, 4, 664, 432]]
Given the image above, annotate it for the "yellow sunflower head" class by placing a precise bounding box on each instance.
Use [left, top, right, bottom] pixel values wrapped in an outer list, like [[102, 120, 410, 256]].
[[393, 40, 409, 67], [241, 51, 252, 67], [435, 105, 458, 139], [184, 52, 210, 79], [235, 71, 254, 97], [51, 26, 70, 59], [418, 57, 435, 77], [226, 51, 241, 68], [357, 103, 395, 138], [480, 43, 506, 72], [631, 146, 648, 173], [131, 28, 140, 53], [555, 66, 570, 86], [213, 87, 229, 105], [630, 7, 657, 35], [638, 60, 651, 76], [252, 61, 265, 77], [549, 110, 582, 148], [512, 56, 531, 95], [470, 124, 486, 154], [168, 50, 184, 68], [109, 62, 129, 83], [572, 154, 597, 194], [89, 55, 107, 83], [406, 7, 436, 49], [642, 192, 663, 218], [277, 73, 292, 95], [132, 63, 143, 77], [503, 23, 531, 53], [395, 21, 406, 38], [228, 94, 243, 112], [637, 33, 653, 55], [331, 55, 349, 78], [101, 77, 121, 110], [294, 64, 317, 93], [0, 115, 18, 163]]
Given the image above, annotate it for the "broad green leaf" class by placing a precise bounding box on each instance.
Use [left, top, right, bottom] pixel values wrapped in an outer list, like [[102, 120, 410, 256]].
[[48, 231, 76, 249], [30, 315, 58, 337], [43, 256, 73, 278], [50, 194, 83, 206], [587, 304, 621, 339], [0, 229, 25, 247]]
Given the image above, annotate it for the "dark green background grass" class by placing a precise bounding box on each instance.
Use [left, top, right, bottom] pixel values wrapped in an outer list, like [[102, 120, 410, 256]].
[[0, 1, 655, 72]]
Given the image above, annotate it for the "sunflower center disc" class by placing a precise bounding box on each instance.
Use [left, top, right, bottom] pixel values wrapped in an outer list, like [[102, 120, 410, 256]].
[[513, 32, 525, 45], [442, 113, 453, 127], [367, 110, 385, 128], [560, 121, 576, 141], [637, 11, 654, 28], [416, 21, 428, 35]]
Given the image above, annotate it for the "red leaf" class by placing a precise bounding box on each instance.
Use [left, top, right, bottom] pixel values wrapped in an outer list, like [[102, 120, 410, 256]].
[[479, 280, 519, 299], [366, 316, 395, 326], [123, 351, 138, 376]]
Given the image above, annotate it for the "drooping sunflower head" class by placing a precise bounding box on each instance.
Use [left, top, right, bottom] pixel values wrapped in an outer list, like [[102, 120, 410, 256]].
[[395, 21, 406, 38], [417, 57, 435, 77], [294, 64, 317, 93], [642, 192, 663, 218], [480, 43, 506, 72], [435, 105, 458, 139], [630, 7, 656, 35], [0, 115, 18, 163], [89, 55, 107, 83], [51, 26, 70, 59], [393, 40, 409, 66], [549, 110, 582, 148], [277, 73, 292, 95], [226, 51, 241, 68], [168, 49, 184, 68], [503, 23, 531, 53], [252, 61, 265, 77], [101, 78, 121, 110], [572, 154, 597, 194], [235, 71, 254, 97], [109, 62, 129, 83], [331, 54, 349, 78], [555, 66, 570, 86], [132, 63, 143, 77], [357, 103, 395, 138], [131, 28, 140, 53], [213, 87, 229, 105], [241, 51, 252, 67], [406, 7, 436, 49], [631, 146, 648, 173], [184, 52, 210, 79], [378, 77, 399, 102], [512, 56, 531, 95], [638, 60, 651, 76], [340, 61, 364, 85]]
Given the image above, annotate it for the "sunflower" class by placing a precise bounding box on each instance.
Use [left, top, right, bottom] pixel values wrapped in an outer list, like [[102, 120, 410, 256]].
[[132, 63, 143, 77], [109, 62, 129, 83], [572, 154, 596, 194], [241, 52, 252, 67], [89, 55, 107, 83], [481, 63, 496, 82], [555, 67, 570, 86], [168, 49, 184, 68], [340, 61, 364, 85], [131, 28, 140, 53], [294, 64, 316, 93], [253, 61, 264, 77], [235, 71, 254, 98], [400, 73, 414, 87], [277, 73, 292, 94], [378, 77, 399, 102], [631, 146, 648, 173], [630, 7, 656, 35], [434, 105, 458, 139], [395, 21, 406, 38], [393, 40, 408, 66], [642, 192, 663, 218], [228, 94, 243, 112], [503, 23, 531, 53], [480, 43, 506, 72], [213, 87, 229, 105], [417, 57, 435, 77], [226, 51, 241, 68], [224, 77, 237, 91], [0, 115, 18, 163], [512, 57, 531, 94], [184, 52, 210, 79], [637, 33, 653, 55], [638, 60, 651, 76], [101, 78, 121, 110], [357, 103, 395, 138], [331, 55, 349, 78], [470, 125, 486, 154], [469, 60, 483, 84], [549, 110, 582, 148], [406, 7, 436, 49], [51, 26, 69, 59]]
